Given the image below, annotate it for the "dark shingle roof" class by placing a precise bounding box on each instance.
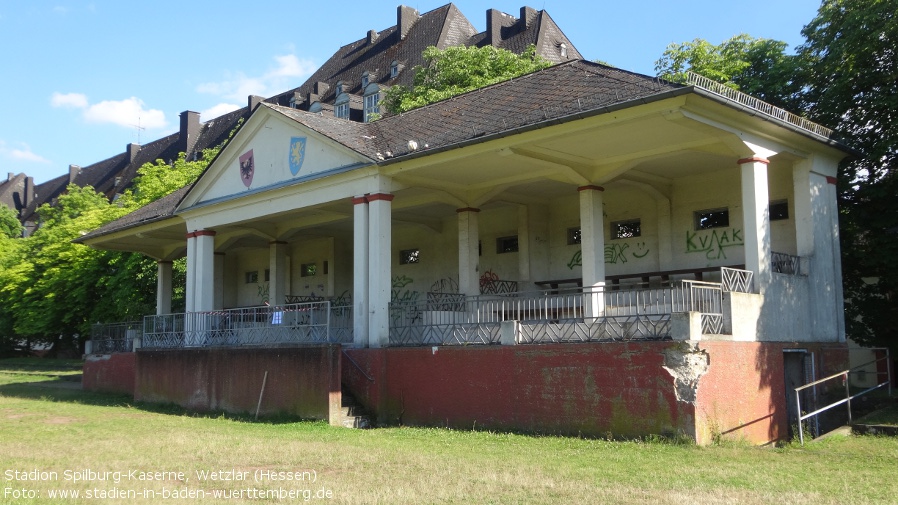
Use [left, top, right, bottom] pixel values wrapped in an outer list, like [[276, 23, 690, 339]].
[[76, 185, 191, 242]]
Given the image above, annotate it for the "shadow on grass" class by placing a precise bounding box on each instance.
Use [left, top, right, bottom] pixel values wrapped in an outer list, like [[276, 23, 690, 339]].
[[0, 379, 316, 426]]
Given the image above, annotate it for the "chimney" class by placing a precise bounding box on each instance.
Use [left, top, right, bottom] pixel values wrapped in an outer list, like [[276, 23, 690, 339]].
[[367, 29, 378, 45], [68, 164, 81, 184], [178, 111, 201, 156], [7, 172, 13, 182], [486, 9, 515, 46], [126, 143, 141, 163], [520, 6, 537, 29], [248, 95, 264, 112], [397, 5, 418, 40], [313, 82, 329, 96], [23, 177, 33, 209]]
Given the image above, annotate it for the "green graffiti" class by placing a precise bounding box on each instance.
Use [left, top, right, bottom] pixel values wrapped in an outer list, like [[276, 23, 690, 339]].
[[567, 250, 582, 270], [685, 228, 744, 260], [258, 283, 270, 304], [391, 275, 414, 289]]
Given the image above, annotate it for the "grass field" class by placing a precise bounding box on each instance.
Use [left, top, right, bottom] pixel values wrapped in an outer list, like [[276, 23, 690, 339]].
[[1, 358, 896, 504]]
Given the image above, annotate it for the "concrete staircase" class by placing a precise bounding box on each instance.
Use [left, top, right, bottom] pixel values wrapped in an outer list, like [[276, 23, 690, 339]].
[[340, 385, 372, 429]]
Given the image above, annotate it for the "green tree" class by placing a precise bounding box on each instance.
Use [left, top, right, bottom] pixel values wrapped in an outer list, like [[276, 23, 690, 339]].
[[799, 0, 898, 353], [383, 44, 551, 114], [655, 34, 805, 111], [0, 205, 22, 238]]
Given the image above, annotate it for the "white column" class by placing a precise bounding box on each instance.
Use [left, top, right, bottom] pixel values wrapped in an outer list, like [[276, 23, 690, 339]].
[[185, 232, 197, 312], [193, 230, 216, 312], [367, 193, 393, 348], [269, 241, 288, 307], [214, 253, 225, 310], [457, 207, 480, 297], [739, 157, 771, 294], [353, 196, 370, 347], [517, 206, 530, 282], [156, 261, 172, 315], [579, 185, 606, 316]]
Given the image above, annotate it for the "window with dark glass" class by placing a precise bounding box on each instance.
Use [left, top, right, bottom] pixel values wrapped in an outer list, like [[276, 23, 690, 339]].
[[496, 236, 519, 254], [301, 263, 317, 277], [769, 200, 789, 221], [567, 227, 581, 245], [694, 208, 729, 230], [399, 249, 420, 264], [612, 219, 641, 239]]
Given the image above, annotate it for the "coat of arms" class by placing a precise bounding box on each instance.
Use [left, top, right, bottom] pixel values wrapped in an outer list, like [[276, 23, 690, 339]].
[[289, 137, 306, 176], [239, 149, 254, 188]]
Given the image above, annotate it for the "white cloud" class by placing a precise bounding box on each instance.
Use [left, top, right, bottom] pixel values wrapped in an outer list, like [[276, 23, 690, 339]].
[[51, 92, 89, 108], [200, 103, 242, 121], [197, 54, 316, 101], [83, 97, 167, 129], [0, 141, 51, 164], [51, 93, 167, 130]]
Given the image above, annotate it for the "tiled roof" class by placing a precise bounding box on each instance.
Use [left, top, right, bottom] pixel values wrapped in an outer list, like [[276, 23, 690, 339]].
[[367, 60, 681, 159], [75, 185, 190, 242], [267, 4, 581, 110]]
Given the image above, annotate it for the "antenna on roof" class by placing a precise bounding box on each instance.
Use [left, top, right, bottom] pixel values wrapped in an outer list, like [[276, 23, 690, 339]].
[[130, 117, 146, 145]]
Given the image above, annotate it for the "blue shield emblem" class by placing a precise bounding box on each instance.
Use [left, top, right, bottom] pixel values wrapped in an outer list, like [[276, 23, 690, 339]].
[[289, 137, 306, 176]]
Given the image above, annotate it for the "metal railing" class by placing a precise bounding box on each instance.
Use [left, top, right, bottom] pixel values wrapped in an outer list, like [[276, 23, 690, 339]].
[[686, 72, 833, 138], [771, 251, 801, 275], [721, 267, 754, 293], [89, 321, 141, 353], [142, 301, 351, 349], [389, 279, 732, 345], [796, 348, 892, 444]]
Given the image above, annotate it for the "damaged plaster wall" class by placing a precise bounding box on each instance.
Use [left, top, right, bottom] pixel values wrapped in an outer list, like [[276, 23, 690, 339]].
[[663, 342, 709, 404]]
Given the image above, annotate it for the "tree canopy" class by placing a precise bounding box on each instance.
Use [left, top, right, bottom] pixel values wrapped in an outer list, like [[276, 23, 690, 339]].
[[382, 44, 551, 114], [656, 0, 898, 354]]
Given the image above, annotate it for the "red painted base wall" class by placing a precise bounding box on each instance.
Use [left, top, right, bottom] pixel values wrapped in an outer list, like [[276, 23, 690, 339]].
[[344, 341, 850, 444], [344, 343, 694, 438], [83, 353, 136, 395], [135, 346, 342, 423]]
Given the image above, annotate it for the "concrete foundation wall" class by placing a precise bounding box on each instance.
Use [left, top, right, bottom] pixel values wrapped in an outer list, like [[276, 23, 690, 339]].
[[83, 353, 136, 395], [135, 346, 342, 424]]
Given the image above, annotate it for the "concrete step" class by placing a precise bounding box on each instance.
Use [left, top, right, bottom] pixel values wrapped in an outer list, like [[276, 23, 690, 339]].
[[340, 385, 372, 429]]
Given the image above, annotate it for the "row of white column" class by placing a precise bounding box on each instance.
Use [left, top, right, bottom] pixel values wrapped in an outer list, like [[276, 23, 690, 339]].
[[166, 159, 796, 345]]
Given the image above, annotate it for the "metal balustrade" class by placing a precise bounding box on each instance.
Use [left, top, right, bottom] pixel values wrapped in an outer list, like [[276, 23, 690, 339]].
[[771, 251, 801, 275], [721, 267, 754, 293], [142, 301, 350, 349], [89, 321, 141, 353], [389, 279, 731, 345]]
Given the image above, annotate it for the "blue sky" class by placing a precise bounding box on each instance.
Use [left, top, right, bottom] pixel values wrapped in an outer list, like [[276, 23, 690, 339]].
[[0, 1, 824, 184]]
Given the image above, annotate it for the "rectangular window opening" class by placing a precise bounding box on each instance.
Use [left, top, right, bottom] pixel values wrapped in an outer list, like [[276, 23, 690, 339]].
[[496, 236, 519, 254], [567, 227, 581, 245], [612, 219, 641, 239], [245, 271, 259, 284], [694, 208, 729, 230], [301, 263, 317, 277], [399, 248, 420, 265], [770, 200, 789, 221]]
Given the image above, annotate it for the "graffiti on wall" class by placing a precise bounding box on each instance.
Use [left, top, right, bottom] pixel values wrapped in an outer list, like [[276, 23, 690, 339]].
[[479, 269, 499, 291], [257, 283, 269, 304], [430, 276, 459, 294], [685, 228, 743, 260], [391, 275, 418, 303], [566, 242, 651, 270]]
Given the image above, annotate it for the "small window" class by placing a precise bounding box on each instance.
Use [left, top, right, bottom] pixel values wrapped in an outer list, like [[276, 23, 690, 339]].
[[612, 219, 641, 239], [694, 208, 729, 230], [496, 236, 519, 254], [567, 227, 582, 245], [770, 200, 789, 221], [560, 43, 568, 58], [361, 71, 370, 88], [245, 271, 259, 284], [336, 80, 343, 94], [399, 248, 420, 265], [390, 60, 399, 78], [264, 269, 270, 282], [364, 92, 380, 122], [335, 103, 349, 119], [301, 263, 317, 277]]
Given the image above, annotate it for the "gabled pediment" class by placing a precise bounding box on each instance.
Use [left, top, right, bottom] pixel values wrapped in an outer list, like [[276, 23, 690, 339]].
[[179, 105, 374, 210]]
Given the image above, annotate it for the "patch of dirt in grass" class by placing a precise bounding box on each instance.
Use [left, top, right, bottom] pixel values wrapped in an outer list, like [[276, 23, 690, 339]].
[[44, 416, 77, 424]]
